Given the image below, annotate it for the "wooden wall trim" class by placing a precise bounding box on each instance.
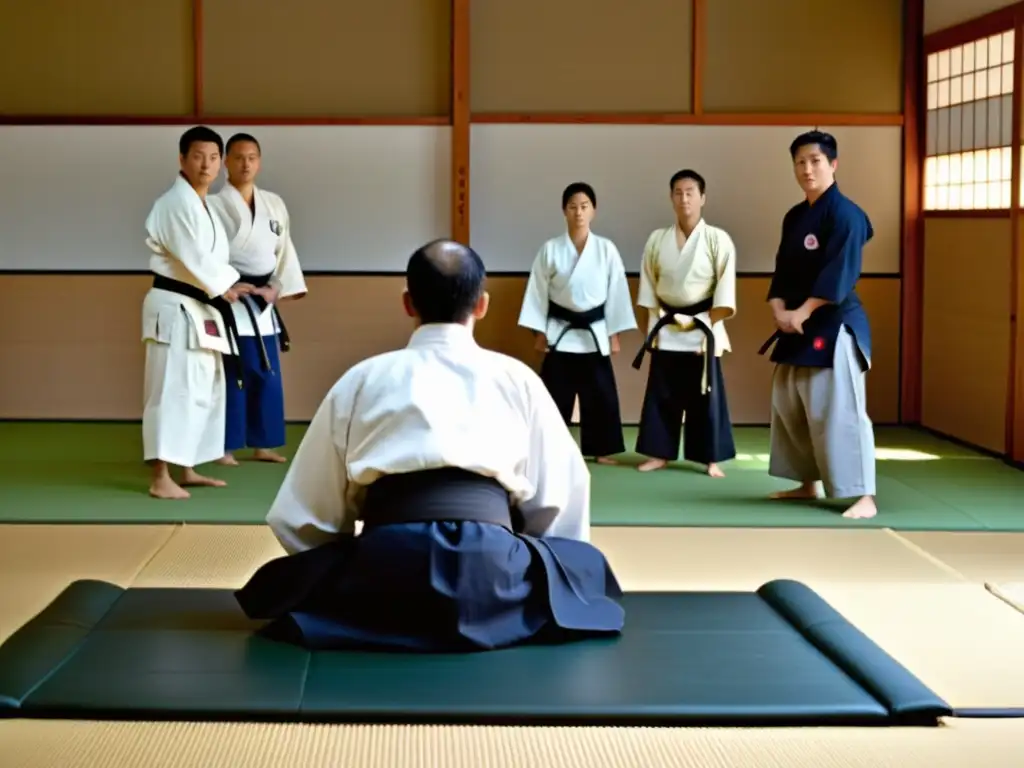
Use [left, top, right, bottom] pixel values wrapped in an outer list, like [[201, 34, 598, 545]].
[[925, 4, 1019, 52], [193, 0, 204, 116], [901, 0, 924, 425], [923, 210, 1013, 219], [0, 115, 450, 126], [1010, 15, 1024, 461], [450, 0, 470, 242], [692, 0, 705, 114], [469, 112, 904, 126]]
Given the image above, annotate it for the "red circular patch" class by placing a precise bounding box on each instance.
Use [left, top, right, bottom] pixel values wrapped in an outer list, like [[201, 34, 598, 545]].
[[813, 337, 825, 351]]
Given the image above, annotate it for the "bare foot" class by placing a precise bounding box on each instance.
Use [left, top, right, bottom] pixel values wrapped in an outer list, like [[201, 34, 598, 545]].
[[216, 454, 240, 466], [253, 449, 288, 463], [706, 463, 725, 478], [842, 495, 878, 519], [180, 468, 227, 488], [149, 475, 190, 500], [770, 482, 820, 500], [637, 458, 667, 472]]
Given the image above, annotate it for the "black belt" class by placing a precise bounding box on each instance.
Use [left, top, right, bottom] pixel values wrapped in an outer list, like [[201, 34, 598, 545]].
[[238, 271, 292, 373], [757, 331, 782, 356], [631, 296, 715, 369], [152, 275, 244, 389], [546, 301, 606, 351], [757, 309, 825, 356], [360, 467, 518, 533], [632, 296, 718, 394]]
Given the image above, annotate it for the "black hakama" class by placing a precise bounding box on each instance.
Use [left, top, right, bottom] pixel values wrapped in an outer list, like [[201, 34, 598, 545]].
[[632, 297, 736, 465], [235, 468, 625, 652]]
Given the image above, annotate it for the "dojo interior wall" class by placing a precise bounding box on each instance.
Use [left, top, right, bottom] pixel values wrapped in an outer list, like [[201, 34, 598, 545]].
[[0, 0, 907, 428], [920, 4, 1024, 462]]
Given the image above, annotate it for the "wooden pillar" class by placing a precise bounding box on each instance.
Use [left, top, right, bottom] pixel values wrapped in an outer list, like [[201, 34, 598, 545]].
[[450, 0, 471, 244], [1010, 10, 1024, 462], [900, 0, 924, 424]]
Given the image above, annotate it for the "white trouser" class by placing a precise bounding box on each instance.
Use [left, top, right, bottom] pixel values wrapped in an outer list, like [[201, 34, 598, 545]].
[[142, 305, 227, 467]]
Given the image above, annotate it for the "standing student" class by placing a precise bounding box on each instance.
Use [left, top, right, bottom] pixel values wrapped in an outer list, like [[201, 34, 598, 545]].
[[209, 133, 307, 466], [632, 170, 738, 477], [142, 126, 253, 500], [760, 130, 877, 519], [517, 182, 637, 464], [236, 239, 624, 652]]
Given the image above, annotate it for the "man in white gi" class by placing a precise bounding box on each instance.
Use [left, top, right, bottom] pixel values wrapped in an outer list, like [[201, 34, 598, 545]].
[[632, 169, 738, 477], [517, 182, 637, 464], [209, 133, 307, 466], [142, 126, 254, 500], [235, 240, 624, 653], [760, 130, 877, 520]]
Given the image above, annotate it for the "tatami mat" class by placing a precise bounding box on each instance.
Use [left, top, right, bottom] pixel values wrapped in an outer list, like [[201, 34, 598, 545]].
[[127, 525, 969, 592], [1, 719, 1023, 768], [592, 527, 964, 590], [0, 524, 174, 643], [4, 524, 1024, 767], [890, 531, 1024, 583], [812, 582, 1024, 708], [987, 582, 1024, 614], [130, 523, 285, 588], [113, 524, 1024, 710]]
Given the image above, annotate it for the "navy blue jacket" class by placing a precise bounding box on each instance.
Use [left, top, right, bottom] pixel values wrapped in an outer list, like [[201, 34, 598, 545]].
[[766, 183, 872, 369]]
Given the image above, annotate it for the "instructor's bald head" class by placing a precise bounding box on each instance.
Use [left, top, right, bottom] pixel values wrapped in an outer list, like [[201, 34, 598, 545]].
[[404, 240, 489, 325]]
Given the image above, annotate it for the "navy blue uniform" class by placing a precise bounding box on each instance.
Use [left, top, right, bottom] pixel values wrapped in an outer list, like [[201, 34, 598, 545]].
[[761, 182, 877, 500], [763, 182, 872, 369]]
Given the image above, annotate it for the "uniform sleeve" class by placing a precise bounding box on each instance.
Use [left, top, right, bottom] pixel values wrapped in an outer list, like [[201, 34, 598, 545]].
[[516, 370, 592, 542], [517, 245, 551, 334], [710, 229, 737, 316], [810, 207, 869, 303], [266, 379, 357, 554], [766, 213, 789, 302], [269, 195, 308, 299], [636, 229, 662, 310], [147, 201, 239, 298], [603, 241, 638, 334]]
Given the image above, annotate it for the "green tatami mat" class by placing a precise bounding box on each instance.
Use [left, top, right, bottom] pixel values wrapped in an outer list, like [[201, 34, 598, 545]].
[[0, 422, 1020, 531]]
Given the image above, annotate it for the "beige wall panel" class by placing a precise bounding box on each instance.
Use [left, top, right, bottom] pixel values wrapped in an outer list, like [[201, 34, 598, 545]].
[[925, 0, 1017, 34], [922, 217, 1011, 453], [703, 0, 903, 113], [471, 0, 692, 113], [0, 0, 193, 114], [0, 276, 899, 427], [202, 0, 451, 116]]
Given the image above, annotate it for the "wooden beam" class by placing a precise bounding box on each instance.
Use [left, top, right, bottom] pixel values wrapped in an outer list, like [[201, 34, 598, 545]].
[[922, 210, 1011, 219], [925, 4, 1019, 52], [692, 0, 705, 114], [450, 0, 471, 244], [470, 112, 902, 126], [0, 115, 449, 126], [1010, 14, 1024, 462], [900, 0, 925, 424]]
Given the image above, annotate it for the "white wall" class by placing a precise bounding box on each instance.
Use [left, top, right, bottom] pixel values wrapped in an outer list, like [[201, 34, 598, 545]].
[[0, 123, 901, 274], [470, 124, 902, 274], [0, 125, 451, 272]]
